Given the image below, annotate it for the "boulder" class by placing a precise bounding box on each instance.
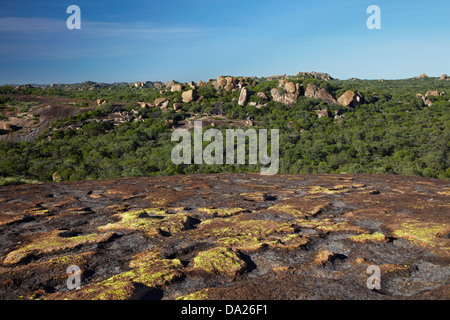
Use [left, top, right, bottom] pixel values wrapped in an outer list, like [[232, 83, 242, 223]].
[[270, 88, 298, 105], [440, 74, 448, 80], [217, 76, 227, 88], [417, 73, 428, 79], [238, 87, 249, 106], [256, 92, 268, 100], [182, 89, 197, 103], [304, 84, 316, 99], [337, 90, 362, 107], [284, 81, 297, 94], [188, 81, 196, 89], [225, 76, 235, 84], [96, 99, 107, 105], [171, 83, 183, 92], [316, 89, 338, 105], [224, 83, 235, 91], [304, 84, 338, 105], [166, 80, 176, 88], [317, 109, 329, 119], [296, 71, 332, 81], [197, 80, 205, 86], [154, 98, 170, 109], [425, 90, 444, 97]]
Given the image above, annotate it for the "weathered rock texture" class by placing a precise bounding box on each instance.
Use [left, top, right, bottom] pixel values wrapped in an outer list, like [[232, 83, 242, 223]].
[[305, 84, 338, 105], [0, 173, 448, 300]]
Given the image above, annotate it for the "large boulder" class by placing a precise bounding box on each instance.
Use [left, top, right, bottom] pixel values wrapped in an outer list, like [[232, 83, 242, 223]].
[[337, 90, 362, 107], [304, 84, 316, 99], [171, 83, 183, 92], [224, 83, 235, 91], [188, 81, 196, 89], [154, 98, 170, 109], [270, 89, 299, 105], [182, 89, 197, 103], [284, 81, 297, 94], [440, 74, 448, 80], [256, 92, 268, 101], [238, 87, 249, 106], [269, 80, 301, 105], [304, 84, 338, 105]]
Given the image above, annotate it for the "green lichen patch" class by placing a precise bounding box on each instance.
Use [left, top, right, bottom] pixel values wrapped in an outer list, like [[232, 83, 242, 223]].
[[392, 221, 449, 248], [194, 216, 296, 251], [191, 247, 246, 278], [197, 207, 248, 217], [176, 288, 210, 300], [67, 250, 184, 300], [268, 204, 305, 217], [317, 221, 369, 234], [98, 208, 192, 237], [348, 232, 387, 243], [23, 208, 51, 217], [269, 234, 310, 250], [3, 230, 115, 265], [308, 186, 349, 195]]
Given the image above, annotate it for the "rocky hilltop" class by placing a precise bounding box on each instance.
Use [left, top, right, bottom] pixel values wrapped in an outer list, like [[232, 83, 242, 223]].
[[0, 173, 448, 300]]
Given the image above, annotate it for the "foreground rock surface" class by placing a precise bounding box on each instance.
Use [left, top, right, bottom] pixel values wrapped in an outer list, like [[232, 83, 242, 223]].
[[0, 173, 448, 300]]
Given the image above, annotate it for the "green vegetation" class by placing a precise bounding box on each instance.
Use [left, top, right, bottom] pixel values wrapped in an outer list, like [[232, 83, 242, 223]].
[[0, 75, 449, 184]]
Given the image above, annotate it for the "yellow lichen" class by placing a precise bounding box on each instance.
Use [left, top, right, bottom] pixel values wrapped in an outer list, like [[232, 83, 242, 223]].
[[176, 288, 209, 300], [98, 208, 192, 237], [3, 230, 115, 265], [393, 221, 449, 248], [268, 204, 305, 217], [348, 232, 386, 243], [197, 207, 248, 217], [192, 247, 246, 277]]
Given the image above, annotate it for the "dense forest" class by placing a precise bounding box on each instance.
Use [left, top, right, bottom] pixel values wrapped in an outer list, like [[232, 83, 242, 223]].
[[0, 73, 449, 186]]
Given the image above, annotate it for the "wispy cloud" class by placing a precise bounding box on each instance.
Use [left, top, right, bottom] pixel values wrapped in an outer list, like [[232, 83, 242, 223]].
[[0, 16, 203, 59], [0, 16, 201, 36]]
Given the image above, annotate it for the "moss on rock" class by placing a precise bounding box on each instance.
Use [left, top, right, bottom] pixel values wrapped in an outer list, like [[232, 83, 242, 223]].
[[191, 247, 246, 278]]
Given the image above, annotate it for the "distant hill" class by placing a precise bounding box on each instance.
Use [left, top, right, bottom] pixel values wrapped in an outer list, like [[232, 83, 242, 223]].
[[0, 71, 449, 183]]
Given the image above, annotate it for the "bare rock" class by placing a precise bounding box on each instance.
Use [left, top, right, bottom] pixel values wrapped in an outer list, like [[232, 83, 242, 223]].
[[171, 84, 183, 92], [305, 84, 338, 105], [270, 88, 298, 105], [154, 98, 170, 109], [338, 90, 362, 107], [188, 81, 196, 90], [182, 89, 197, 103], [238, 87, 249, 106], [256, 92, 268, 100]]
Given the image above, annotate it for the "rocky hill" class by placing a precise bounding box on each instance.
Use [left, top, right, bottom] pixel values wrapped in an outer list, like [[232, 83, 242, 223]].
[[0, 173, 448, 300]]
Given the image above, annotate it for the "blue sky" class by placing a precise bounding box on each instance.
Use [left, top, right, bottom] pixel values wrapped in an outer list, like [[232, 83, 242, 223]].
[[0, 0, 449, 84]]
